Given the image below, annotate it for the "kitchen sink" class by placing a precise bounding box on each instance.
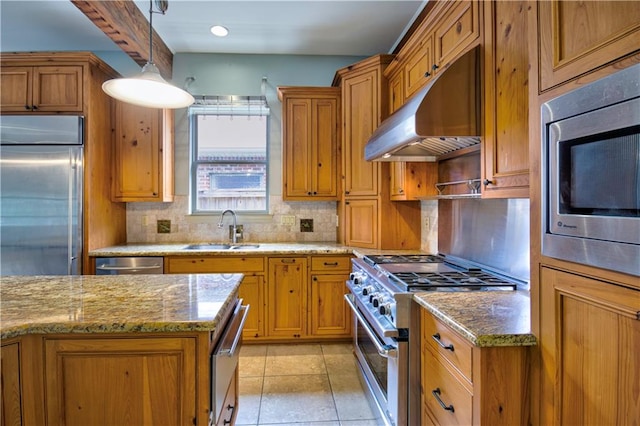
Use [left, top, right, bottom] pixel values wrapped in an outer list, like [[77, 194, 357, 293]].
[[183, 243, 260, 250]]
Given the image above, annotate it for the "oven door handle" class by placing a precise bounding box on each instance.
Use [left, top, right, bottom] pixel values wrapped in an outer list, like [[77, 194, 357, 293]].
[[344, 294, 397, 359]]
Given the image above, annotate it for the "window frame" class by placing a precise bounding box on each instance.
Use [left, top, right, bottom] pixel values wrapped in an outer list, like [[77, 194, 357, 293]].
[[188, 96, 270, 215]]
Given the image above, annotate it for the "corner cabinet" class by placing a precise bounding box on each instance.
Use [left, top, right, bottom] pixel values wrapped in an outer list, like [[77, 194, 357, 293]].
[[537, 1, 640, 92], [481, 0, 530, 198], [334, 55, 422, 249], [538, 267, 640, 425], [421, 309, 529, 425], [112, 102, 175, 202], [278, 87, 340, 201]]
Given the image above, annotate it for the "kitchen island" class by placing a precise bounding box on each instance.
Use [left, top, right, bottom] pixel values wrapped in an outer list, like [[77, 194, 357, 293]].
[[0, 273, 243, 426]]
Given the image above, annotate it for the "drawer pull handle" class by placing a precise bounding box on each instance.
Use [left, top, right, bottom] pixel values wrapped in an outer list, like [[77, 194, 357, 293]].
[[281, 259, 296, 263], [324, 262, 339, 266], [432, 388, 455, 412], [432, 333, 454, 351]]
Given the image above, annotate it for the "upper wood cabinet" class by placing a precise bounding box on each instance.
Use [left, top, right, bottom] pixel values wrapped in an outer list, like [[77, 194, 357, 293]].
[[537, 1, 640, 92], [481, 0, 530, 198], [390, 162, 438, 201], [278, 87, 340, 201], [112, 102, 174, 202], [538, 267, 640, 425], [0, 65, 83, 113]]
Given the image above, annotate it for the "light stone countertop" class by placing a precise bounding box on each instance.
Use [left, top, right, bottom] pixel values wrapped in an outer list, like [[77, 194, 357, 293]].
[[413, 290, 536, 347], [88, 242, 425, 258], [0, 274, 242, 339]]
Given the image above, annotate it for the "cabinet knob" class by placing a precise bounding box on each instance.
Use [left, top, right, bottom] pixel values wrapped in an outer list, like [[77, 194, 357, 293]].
[[318, 162, 322, 167], [32, 105, 38, 110], [25, 105, 31, 110], [345, 191, 350, 195], [432, 64, 439, 71], [483, 179, 493, 186], [307, 192, 312, 195], [424, 71, 431, 77]]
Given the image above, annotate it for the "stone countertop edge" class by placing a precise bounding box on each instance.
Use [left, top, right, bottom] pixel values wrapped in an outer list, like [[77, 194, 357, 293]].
[[87, 242, 425, 257], [0, 274, 243, 340], [413, 291, 537, 348]]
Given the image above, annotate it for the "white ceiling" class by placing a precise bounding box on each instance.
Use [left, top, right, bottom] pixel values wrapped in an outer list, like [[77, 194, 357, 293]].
[[0, 0, 427, 57]]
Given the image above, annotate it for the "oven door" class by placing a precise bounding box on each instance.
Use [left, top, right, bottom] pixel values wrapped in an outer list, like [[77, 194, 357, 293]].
[[344, 294, 407, 426]]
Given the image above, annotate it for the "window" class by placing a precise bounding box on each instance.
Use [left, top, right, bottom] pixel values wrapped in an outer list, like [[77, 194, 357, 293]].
[[189, 96, 269, 213]]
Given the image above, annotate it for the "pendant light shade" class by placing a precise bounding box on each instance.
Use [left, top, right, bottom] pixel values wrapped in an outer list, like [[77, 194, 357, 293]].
[[101, 0, 194, 109]]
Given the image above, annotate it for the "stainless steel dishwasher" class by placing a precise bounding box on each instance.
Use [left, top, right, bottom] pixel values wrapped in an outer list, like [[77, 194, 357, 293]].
[[95, 257, 164, 275]]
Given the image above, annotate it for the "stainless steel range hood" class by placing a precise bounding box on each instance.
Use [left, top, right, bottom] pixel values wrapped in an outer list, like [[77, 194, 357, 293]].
[[365, 46, 481, 162]]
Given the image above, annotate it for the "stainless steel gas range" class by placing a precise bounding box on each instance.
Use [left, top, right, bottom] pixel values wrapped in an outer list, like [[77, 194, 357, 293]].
[[345, 253, 524, 426]]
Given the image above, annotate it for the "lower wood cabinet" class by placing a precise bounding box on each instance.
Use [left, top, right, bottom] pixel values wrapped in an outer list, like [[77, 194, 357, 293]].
[[166, 254, 352, 342], [421, 308, 529, 425], [538, 267, 640, 425], [44, 336, 198, 426], [1, 342, 22, 426], [267, 257, 308, 338]]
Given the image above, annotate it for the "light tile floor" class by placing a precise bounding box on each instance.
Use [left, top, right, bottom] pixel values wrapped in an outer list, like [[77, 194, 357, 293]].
[[236, 342, 383, 426]]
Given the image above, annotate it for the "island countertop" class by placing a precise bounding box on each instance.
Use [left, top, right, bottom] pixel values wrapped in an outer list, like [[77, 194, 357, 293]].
[[414, 290, 536, 347], [0, 274, 242, 339]]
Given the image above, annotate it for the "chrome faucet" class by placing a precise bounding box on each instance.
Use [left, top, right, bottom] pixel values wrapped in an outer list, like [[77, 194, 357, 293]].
[[218, 209, 241, 243]]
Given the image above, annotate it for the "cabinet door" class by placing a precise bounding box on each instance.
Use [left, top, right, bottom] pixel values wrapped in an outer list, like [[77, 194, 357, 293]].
[[32, 66, 83, 112], [0, 66, 32, 112], [433, 0, 481, 68], [239, 275, 265, 339], [44, 337, 197, 426], [309, 274, 351, 337], [344, 199, 378, 248], [537, 1, 640, 91], [283, 97, 313, 198], [0, 343, 22, 426], [539, 267, 640, 425], [388, 71, 404, 114], [404, 34, 435, 99], [113, 103, 174, 202], [311, 97, 339, 198], [482, 0, 529, 198], [391, 162, 438, 201], [267, 257, 307, 338], [342, 69, 380, 197]]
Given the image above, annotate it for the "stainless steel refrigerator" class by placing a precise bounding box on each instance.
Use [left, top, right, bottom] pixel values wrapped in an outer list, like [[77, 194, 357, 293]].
[[1, 116, 83, 275]]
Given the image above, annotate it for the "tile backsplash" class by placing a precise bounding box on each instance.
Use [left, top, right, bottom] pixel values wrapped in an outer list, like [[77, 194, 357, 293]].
[[126, 195, 438, 251]]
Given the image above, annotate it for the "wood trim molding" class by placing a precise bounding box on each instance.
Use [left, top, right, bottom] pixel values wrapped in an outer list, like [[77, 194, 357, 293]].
[[71, 0, 173, 78]]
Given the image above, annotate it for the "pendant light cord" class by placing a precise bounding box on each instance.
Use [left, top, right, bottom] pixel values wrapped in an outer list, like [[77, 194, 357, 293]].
[[148, 0, 154, 64]]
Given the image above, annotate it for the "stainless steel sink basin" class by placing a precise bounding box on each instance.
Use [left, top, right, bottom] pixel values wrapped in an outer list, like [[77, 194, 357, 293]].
[[183, 243, 260, 250], [183, 243, 232, 250]]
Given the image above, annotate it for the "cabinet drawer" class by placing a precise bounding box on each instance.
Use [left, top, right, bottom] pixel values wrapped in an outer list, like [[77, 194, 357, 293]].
[[422, 311, 472, 380], [422, 346, 473, 426], [167, 256, 265, 273], [310, 256, 351, 272]]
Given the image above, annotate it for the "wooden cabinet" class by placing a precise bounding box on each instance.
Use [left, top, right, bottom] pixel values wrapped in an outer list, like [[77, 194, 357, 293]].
[[433, 0, 481, 74], [390, 162, 438, 201], [334, 55, 422, 249], [309, 256, 352, 338], [404, 33, 436, 99], [166, 255, 266, 340], [278, 87, 340, 201], [44, 336, 197, 425], [1, 342, 22, 426], [537, 1, 640, 92], [112, 102, 174, 202], [0, 52, 127, 274], [538, 267, 640, 426], [421, 308, 529, 425], [481, 0, 530, 198], [0, 65, 83, 113], [267, 257, 308, 338]]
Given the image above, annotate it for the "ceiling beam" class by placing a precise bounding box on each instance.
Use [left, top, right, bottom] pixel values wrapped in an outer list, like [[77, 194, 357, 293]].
[[70, 0, 173, 78]]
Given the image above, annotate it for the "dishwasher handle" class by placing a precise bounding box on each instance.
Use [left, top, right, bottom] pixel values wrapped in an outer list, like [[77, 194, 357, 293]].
[[216, 302, 250, 357], [96, 264, 162, 272]]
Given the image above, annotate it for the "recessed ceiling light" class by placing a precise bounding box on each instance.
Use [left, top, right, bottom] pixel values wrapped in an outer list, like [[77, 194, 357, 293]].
[[210, 25, 229, 37]]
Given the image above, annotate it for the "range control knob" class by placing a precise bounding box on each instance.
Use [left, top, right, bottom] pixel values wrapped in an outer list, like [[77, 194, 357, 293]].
[[362, 286, 375, 296], [379, 303, 393, 316], [349, 272, 366, 284], [372, 296, 382, 308]]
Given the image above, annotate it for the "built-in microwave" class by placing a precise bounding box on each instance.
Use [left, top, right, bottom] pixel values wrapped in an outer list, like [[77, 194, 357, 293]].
[[541, 63, 639, 277]]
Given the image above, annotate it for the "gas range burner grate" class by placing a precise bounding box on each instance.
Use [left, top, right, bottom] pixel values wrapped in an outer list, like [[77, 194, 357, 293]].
[[389, 271, 517, 291], [363, 254, 444, 266]]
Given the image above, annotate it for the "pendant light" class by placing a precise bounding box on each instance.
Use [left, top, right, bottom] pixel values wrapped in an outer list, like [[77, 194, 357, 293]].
[[102, 0, 194, 109]]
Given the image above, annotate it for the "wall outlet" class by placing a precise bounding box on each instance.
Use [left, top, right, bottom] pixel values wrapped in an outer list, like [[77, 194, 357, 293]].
[[157, 219, 171, 233], [281, 215, 295, 226], [424, 217, 430, 229], [300, 218, 313, 232]]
